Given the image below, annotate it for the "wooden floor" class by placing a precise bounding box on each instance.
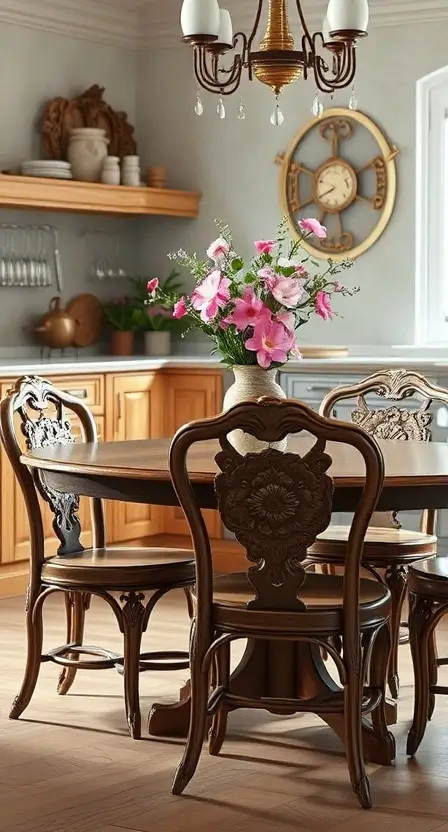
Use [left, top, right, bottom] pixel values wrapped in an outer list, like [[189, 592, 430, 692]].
[[2, 590, 448, 832]]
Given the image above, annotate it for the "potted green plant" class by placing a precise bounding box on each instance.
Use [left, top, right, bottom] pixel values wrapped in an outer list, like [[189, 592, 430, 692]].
[[129, 270, 188, 356], [103, 296, 138, 356]]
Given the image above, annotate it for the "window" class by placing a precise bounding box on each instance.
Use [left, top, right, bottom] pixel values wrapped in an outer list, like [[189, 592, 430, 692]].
[[415, 66, 448, 344]]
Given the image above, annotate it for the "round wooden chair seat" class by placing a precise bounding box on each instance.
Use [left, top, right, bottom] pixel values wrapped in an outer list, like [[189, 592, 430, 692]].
[[42, 547, 195, 590], [199, 572, 390, 632], [408, 556, 448, 599], [308, 526, 437, 565]]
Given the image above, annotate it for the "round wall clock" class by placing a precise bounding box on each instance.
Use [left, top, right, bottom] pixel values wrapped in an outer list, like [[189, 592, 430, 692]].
[[275, 107, 399, 261]]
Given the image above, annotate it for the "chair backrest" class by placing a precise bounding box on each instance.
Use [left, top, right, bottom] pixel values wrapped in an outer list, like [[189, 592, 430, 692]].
[[169, 397, 384, 651], [319, 368, 448, 531], [0, 375, 105, 570]]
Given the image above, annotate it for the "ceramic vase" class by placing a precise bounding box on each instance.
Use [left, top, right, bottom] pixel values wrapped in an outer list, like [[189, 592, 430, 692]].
[[111, 330, 134, 356], [144, 330, 171, 356], [223, 365, 287, 454], [101, 156, 120, 185], [67, 128, 109, 182]]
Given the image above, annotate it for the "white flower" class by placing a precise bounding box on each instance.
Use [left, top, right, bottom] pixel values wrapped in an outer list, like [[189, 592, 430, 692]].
[[207, 237, 230, 261]]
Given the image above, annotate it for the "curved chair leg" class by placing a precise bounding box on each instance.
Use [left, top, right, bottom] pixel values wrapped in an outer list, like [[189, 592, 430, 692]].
[[369, 623, 396, 761], [10, 584, 44, 719], [407, 594, 433, 757], [428, 629, 438, 721], [184, 587, 194, 620], [209, 641, 230, 756], [345, 667, 372, 810], [121, 592, 146, 740], [384, 565, 407, 699], [172, 621, 209, 795], [58, 592, 90, 696]]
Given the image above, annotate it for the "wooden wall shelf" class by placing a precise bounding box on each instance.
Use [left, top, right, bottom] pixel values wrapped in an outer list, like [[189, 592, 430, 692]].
[[0, 175, 201, 217]]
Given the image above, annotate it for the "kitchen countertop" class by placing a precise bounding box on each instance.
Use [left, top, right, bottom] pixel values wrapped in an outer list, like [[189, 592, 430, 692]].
[[0, 352, 448, 377]]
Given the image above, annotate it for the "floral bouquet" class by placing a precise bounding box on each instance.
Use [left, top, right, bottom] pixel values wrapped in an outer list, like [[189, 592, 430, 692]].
[[146, 218, 358, 369]]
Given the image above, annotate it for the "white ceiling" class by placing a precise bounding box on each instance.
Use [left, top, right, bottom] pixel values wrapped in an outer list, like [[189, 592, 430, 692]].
[[1, 0, 447, 50]]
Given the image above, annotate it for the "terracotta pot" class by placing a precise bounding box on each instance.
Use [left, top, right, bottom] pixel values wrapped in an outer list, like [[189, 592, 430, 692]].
[[111, 330, 134, 356], [146, 166, 167, 189], [223, 365, 287, 454], [144, 330, 171, 356]]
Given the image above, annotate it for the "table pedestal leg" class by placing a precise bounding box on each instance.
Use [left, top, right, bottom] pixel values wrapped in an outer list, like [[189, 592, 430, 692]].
[[148, 637, 395, 765]]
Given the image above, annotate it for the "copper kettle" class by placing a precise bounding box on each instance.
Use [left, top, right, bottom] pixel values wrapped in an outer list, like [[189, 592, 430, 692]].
[[31, 296, 77, 349]]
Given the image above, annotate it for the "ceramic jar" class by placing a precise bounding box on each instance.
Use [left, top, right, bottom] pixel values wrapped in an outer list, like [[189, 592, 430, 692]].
[[223, 365, 287, 454], [101, 156, 120, 185], [110, 330, 134, 356], [67, 128, 109, 182], [144, 331, 171, 356], [122, 155, 140, 187]]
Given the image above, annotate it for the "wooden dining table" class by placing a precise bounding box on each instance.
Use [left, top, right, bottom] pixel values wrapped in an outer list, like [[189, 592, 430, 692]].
[[23, 435, 448, 765]]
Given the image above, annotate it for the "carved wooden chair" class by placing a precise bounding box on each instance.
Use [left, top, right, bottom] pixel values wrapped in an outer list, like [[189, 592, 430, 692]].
[[306, 369, 447, 698], [0, 375, 195, 739], [406, 557, 448, 757], [169, 397, 395, 810]]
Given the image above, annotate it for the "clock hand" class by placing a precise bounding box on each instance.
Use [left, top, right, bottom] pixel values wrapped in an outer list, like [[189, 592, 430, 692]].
[[319, 185, 336, 197]]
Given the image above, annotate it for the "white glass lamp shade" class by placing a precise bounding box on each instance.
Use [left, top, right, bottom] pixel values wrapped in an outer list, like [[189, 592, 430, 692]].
[[180, 0, 220, 38], [216, 9, 233, 46], [322, 15, 333, 43], [326, 0, 369, 34]]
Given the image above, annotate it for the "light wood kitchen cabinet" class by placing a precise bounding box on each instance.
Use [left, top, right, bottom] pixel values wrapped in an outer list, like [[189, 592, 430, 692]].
[[161, 369, 223, 538], [105, 372, 164, 542]]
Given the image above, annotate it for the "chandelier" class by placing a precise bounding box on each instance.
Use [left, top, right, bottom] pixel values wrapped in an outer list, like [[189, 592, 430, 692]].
[[180, 0, 369, 123]]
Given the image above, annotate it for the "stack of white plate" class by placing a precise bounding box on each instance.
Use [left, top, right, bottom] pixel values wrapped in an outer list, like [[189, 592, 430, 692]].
[[21, 160, 72, 180]]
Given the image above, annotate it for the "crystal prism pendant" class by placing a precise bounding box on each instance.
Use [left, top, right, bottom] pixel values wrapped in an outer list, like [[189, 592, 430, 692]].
[[349, 85, 358, 111], [194, 90, 204, 116], [237, 98, 246, 120], [311, 93, 324, 118], [270, 95, 284, 126], [216, 97, 226, 119]]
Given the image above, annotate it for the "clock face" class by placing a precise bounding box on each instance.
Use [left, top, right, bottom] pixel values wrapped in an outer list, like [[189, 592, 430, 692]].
[[315, 160, 357, 212]]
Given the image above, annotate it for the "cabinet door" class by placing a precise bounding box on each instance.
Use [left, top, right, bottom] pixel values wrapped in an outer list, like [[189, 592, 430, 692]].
[[106, 373, 163, 542], [1, 409, 104, 566], [162, 371, 222, 538]]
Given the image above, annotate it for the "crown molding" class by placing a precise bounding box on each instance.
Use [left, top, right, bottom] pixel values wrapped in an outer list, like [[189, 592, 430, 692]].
[[0, 0, 447, 51], [0, 0, 141, 49], [137, 0, 448, 49]]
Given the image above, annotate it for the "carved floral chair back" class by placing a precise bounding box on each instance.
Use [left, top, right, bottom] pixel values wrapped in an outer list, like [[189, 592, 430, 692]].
[[319, 369, 448, 532], [0, 375, 105, 567], [169, 398, 384, 622]]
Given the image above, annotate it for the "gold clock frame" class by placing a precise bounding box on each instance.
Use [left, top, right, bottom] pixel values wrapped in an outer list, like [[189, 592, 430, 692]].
[[276, 107, 398, 261]]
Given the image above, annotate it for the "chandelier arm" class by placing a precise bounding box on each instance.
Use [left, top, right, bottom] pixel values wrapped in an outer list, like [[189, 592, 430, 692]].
[[247, 0, 265, 53], [194, 47, 243, 95], [314, 44, 356, 91], [295, 0, 315, 51], [196, 46, 243, 91]]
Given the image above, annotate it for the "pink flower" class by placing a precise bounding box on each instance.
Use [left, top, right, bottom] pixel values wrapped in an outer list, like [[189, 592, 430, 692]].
[[315, 291, 333, 320], [254, 240, 276, 255], [173, 296, 188, 319], [333, 281, 344, 292], [271, 277, 305, 308], [258, 266, 280, 290], [147, 278, 159, 297], [207, 237, 230, 261], [191, 270, 230, 323], [298, 218, 327, 239], [276, 310, 295, 333], [245, 320, 295, 369], [225, 288, 271, 332]]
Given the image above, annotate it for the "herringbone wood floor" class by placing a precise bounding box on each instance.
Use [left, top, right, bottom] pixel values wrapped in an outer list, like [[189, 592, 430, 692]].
[[1, 590, 448, 832]]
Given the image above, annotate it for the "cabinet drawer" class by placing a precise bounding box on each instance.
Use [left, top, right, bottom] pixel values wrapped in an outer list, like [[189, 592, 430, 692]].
[[49, 375, 104, 415]]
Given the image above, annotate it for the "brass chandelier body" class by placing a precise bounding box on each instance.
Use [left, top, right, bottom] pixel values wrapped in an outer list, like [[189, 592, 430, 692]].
[[183, 0, 366, 98]]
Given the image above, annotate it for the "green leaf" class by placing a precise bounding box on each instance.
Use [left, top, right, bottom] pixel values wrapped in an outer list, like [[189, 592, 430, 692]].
[[231, 257, 244, 271], [244, 272, 256, 283]]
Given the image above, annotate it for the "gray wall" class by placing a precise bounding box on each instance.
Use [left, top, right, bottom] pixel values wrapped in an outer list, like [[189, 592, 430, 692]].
[[0, 22, 138, 347], [136, 21, 448, 348]]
